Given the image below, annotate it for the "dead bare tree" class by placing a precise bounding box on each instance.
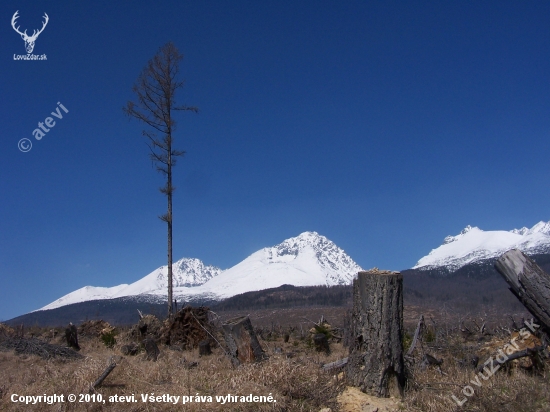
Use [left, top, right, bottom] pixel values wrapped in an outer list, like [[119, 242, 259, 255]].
[[124, 42, 198, 318]]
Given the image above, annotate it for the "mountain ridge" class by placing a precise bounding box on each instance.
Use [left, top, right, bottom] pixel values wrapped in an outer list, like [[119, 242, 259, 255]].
[[38, 231, 362, 311], [414, 221, 550, 271]]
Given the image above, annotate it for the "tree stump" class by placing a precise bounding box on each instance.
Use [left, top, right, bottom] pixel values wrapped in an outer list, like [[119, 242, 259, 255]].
[[494, 249, 550, 332], [65, 323, 80, 351], [198, 340, 212, 356], [143, 337, 160, 361], [346, 269, 406, 398], [314, 333, 330, 354], [222, 316, 266, 367]]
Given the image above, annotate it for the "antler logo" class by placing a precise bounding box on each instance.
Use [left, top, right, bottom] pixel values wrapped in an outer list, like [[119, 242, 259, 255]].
[[11, 11, 49, 54]]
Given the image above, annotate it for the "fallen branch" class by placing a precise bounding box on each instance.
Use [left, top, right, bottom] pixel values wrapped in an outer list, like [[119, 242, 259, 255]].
[[0, 337, 83, 360], [322, 357, 348, 371], [476, 346, 546, 373], [90, 357, 118, 393]]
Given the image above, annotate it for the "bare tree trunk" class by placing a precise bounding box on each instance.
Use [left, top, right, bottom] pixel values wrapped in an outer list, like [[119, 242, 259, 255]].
[[167, 139, 173, 319], [346, 269, 406, 398], [494, 249, 550, 332], [123, 42, 198, 320]]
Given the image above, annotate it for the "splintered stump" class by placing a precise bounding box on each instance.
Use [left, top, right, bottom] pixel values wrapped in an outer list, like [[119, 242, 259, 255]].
[[222, 316, 266, 367], [495, 249, 550, 332], [65, 324, 80, 351], [346, 269, 406, 398]]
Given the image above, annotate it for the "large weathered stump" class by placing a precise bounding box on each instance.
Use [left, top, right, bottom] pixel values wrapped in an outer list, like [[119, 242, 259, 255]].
[[222, 316, 266, 367], [346, 269, 406, 398], [495, 249, 550, 332]]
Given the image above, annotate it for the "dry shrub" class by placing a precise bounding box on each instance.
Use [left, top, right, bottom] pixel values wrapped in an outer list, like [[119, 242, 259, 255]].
[[125, 314, 163, 342], [78, 320, 115, 338], [0, 323, 15, 338], [159, 306, 215, 349]]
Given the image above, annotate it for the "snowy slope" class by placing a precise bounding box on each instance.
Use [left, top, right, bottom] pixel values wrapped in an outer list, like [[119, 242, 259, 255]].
[[413, 221, 550, 271], [173, 231, 362, 301], [39, 258, 222, 311], [38, 232, 362, 311]]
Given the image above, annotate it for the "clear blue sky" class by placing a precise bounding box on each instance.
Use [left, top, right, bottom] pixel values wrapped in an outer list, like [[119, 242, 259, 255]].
[[1, 1, 549, 320]]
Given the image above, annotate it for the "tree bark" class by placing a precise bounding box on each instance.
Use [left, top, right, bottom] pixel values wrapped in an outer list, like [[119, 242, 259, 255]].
[[222, 316, 266, 367], [346, 270, 406, 398], [494, 249, 550, 332]]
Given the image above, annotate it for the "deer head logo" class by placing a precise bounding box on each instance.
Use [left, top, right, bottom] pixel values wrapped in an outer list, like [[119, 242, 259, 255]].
[[11, 11, 49, 54]]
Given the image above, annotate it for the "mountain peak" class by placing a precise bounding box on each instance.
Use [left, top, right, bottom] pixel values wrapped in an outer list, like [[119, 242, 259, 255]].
[[460, 225, 477, 234], [527, 221, 550, 235], [443, 225, 481, 244], [414, 221, 550, 271]]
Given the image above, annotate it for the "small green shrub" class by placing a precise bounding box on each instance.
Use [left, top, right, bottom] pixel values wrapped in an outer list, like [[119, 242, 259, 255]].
[[403, 331, 412, 352], [101, 331, 117, 348], [313, 324, 332, 339], [423, 327, 436, 343]]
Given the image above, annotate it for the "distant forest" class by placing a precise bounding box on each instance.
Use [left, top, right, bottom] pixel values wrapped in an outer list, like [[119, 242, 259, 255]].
[[211, 284, 352, 311]]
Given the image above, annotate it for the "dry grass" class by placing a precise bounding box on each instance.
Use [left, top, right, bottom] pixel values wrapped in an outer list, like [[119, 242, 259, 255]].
[[1, 316, 549, 412], [0, 327, 346, 411], [404, 332, 550, 412]]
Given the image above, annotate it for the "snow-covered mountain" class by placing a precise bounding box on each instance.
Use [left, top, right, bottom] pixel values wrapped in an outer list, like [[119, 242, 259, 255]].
[[39, 258, 222, 311], [39, 232, 363, 311], [413, 221, 550, 271]]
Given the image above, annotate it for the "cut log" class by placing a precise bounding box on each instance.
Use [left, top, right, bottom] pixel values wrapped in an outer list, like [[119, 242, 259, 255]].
[[494, 250, 550, 332], [222, 316, 267, 367], [346, 269, 406, 398]]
